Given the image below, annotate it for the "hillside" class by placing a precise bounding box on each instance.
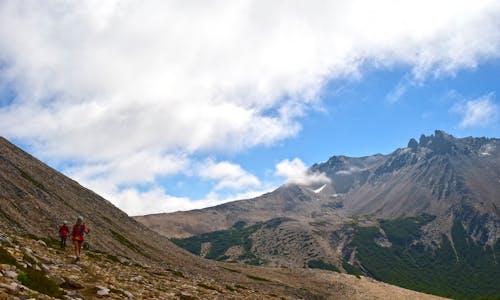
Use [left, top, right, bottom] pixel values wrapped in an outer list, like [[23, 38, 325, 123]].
[[137, 131, 500, 299], [0, 136, 451, 299]]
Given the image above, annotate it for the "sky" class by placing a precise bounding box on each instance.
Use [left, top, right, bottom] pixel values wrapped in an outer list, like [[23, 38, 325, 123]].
[[0, 0, 499, 216]]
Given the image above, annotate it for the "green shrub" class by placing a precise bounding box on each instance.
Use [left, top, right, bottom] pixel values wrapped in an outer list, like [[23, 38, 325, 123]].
[[172, 222, 263, 262], [17, 269, 63, 298], [342, 261, 363, 276], [0, 246, 18, 266], [307, 259, 339, 272]]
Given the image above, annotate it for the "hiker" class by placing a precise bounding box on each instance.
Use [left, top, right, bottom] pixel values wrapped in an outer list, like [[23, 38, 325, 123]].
[[58, 220, 69, 248], [71, 216, 89, 262]]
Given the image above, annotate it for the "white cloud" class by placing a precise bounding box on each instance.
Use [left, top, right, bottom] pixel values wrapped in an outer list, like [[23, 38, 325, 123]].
[[275, 158, 330, 186], [0, 0, 499, 213], [97, 185, 273, 216], [67, 151, 189, 186], [386, 83, 408, 103], [198, 160, 260, 191], [455, 93, 499, 128]]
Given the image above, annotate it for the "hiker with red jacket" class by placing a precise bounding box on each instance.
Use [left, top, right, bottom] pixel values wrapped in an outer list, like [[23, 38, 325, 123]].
[[71, 216, 89, 262], [59, 221, 69, 248]]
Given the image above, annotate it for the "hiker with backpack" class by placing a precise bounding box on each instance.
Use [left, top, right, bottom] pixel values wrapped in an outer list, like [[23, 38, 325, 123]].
[[58, 220, 69, 249], [71, 216, 89, 262]]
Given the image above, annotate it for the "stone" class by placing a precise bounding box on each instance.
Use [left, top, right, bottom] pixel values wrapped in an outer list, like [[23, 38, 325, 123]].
[[41, 264, 50, 273], [123, 290, 133, 298], [50, 274, 66, 286], [64, 264, 82, 272], [407, 138, 419, 152], [0, 282, 18, 295], [0, 236, 12, 246], [22, 247, 33, 255], [36, 240, 47, 248], [2, 270, 17, 279], [95, 286, 110, 297], [117, 256, 130, 265], [66, 293, 85, 300], [60, 277, 85, 290]]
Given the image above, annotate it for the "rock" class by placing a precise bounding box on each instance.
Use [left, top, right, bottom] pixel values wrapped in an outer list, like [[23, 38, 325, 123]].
[[60, 276, 85, 290], [176, 292, 195, 299], [0, 236, 13, 246], [64, 264, 82, 272], [2, 270, 17, 279], [37, 255, 53, 264], [50, 274, 66, 286], [41, 264, 50, 273], [117, 256, 130, 265], [36, 240, 47, 247], [65, 293, 85, 300], [123, 290, 133, 298], [408, 138, 419, 152], [0, 282, 18, 295], [95, 286, 110, 297], [22, 247, 33, 255]]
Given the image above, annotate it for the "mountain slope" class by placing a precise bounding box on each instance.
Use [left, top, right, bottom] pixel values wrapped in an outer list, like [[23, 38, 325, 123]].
[[137, 131, 500, 242], [0, 136, 448, 299], [137, 131, 500, 299]]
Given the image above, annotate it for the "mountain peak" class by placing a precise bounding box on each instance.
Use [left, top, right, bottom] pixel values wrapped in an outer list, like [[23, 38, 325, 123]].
[[412, 130, 457, 155]]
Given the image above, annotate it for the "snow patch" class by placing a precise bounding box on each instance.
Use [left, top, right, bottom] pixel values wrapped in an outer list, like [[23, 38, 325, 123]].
[[479, 144, 495, 156], [336, 167, 364, 175], [313, 184, 327, 194]]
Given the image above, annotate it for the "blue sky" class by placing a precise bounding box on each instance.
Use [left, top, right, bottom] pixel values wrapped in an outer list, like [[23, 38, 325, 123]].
[[177, 62, 500, 200], [0, 1, 499, 215]]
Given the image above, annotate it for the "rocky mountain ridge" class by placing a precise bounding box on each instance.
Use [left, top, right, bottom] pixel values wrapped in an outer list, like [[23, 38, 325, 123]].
[[137, 131, 500, 299], [138, 130, 500, 243]]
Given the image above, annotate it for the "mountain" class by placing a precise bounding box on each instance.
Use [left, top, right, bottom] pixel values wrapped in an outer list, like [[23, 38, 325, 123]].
[[0, 136, 447, 299], [136, 130, 500, 299]]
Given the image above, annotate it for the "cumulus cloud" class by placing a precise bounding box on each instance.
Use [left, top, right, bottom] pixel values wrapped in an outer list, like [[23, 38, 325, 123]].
[[95, 185, 272, 216], [66, 151, 189, 186], [454, 93, 499, 128], [0, 0, 499, 214], [198, 160, 261, 190], [275, 158, 330, 185]]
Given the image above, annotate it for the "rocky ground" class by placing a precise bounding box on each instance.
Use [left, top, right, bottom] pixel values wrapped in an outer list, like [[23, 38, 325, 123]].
[[0, 231, 449, 300], [0, 232, 282, 299]]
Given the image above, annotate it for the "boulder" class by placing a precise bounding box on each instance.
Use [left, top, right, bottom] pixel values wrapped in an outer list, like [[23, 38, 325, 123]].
[[60, 276, 85, 290], [95, 286, 110, 297], [36, 240, 47, 248], [2, 270, 17, 279]]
